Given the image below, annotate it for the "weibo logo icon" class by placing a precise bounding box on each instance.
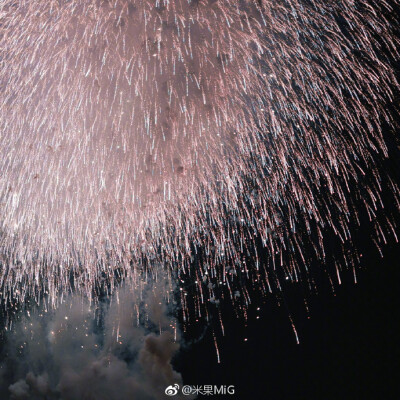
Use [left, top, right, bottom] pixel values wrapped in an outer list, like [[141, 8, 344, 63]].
[[165, 384, 180, 396]]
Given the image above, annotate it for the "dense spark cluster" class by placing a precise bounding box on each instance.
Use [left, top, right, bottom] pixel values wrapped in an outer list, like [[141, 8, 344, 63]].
[[0, 1, 399, 314]]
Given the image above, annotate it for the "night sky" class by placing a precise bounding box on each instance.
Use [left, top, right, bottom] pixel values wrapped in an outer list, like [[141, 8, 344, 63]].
[[175, 240, 400, 399]]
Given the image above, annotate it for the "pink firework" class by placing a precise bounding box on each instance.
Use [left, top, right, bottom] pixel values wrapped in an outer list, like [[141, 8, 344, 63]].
[[0, 0, 399, 312]]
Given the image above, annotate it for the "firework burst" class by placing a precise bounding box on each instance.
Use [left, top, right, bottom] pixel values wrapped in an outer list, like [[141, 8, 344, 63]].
[[0, 0, 399, 319]]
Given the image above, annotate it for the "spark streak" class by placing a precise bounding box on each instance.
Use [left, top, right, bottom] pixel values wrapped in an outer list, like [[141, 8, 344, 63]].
[[0, 0, 399, 320]]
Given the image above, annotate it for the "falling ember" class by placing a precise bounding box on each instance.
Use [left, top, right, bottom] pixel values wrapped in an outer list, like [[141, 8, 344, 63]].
[[0, 0, 399, 324]]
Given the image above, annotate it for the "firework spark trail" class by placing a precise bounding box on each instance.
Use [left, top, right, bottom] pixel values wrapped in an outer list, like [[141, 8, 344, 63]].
[[0, 1, 399, 315]]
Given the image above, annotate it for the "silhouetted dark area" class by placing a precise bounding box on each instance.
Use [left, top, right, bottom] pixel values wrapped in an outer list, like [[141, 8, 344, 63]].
[[176, 240, 400, 399]]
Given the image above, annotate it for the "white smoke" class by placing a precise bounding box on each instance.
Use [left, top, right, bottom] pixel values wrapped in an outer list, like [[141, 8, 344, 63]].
[[0, 279, 190, 400]]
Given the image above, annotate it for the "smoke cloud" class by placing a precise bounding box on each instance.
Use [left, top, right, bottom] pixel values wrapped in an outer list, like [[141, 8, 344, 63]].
[[0, 279, 188, 400]]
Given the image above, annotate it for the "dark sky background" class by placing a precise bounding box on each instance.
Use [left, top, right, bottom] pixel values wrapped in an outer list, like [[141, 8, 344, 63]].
[[175, 238, 400, 399]]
